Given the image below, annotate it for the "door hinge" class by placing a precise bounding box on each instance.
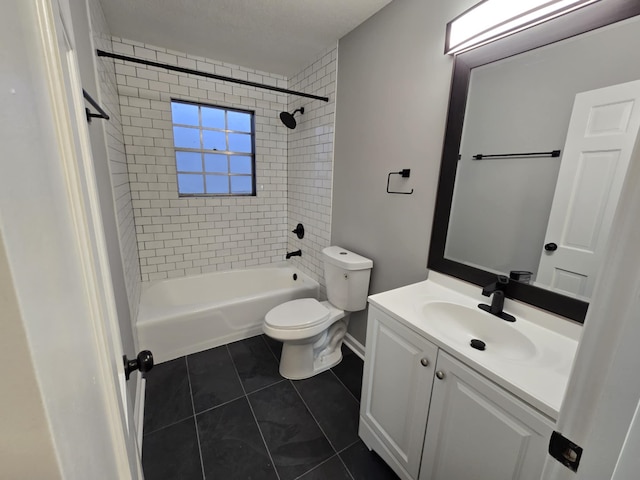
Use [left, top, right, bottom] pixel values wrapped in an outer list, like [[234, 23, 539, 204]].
[[549, 431, 583, 472]]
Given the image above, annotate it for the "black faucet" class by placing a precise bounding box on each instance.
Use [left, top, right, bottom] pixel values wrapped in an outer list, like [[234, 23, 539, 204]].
[[478, 275, 516, 322], [286, 249, 302, 259]]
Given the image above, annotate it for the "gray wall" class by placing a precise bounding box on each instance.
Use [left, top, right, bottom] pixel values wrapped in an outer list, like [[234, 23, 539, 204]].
[[446, 16, 640, 278], [332, 0, 476, 344]]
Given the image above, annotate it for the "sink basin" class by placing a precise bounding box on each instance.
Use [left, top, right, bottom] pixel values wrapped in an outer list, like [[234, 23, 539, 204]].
[[420, 302, 537, 361]]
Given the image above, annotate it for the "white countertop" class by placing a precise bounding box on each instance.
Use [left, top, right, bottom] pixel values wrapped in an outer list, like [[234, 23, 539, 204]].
[[367, 272, 581, 420]]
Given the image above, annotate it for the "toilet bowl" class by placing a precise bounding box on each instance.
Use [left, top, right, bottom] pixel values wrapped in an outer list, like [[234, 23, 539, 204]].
[[263, 246, 373, 380]]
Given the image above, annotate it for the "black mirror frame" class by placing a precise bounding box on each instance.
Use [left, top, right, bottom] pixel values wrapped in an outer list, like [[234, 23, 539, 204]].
[[428, 0, 640, 323]]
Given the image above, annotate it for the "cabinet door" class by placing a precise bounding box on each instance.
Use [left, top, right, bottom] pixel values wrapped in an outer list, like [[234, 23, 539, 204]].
[[360, 306, 438, 479], [420, 352, 554, 480]]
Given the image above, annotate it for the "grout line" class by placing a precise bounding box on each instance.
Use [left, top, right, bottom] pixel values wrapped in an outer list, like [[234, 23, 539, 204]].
[[260, 334, 282, 362], [245, 377, 287, 396], [142, 413, 196, 437], [289, 379, 339, 454], [227, 344, 282, 480], [335, 439, 361, 480], [262, 335, 361, 479], [291, 453, 339, 480], [290, 379, 358, 480], [192, 393, 246, 416], [336, 439, 360, 455], [185, 356, 207, 480], [329, 364, 361, 405]]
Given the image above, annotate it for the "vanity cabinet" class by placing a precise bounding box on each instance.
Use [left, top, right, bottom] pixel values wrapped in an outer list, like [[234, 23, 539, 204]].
[[359, 305, 438, 479], [360, 305, 554, 480], [419, 351, 553, 480]]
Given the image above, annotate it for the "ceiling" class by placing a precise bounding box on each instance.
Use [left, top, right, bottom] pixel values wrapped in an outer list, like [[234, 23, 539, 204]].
[[100, 0, 393, 77]]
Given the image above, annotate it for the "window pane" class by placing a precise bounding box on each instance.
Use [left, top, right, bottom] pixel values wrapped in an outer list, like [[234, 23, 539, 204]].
[[228, 133, 252, 153], [178, 174, 204, 194], [201, 107, 225, 129], [203, 130, 226, 151], [204, 154, 228, 173], [173, 126, 200, 149], [229, 156, 252, 174], [171, 102, 199, 126], [230, 175, 253, 194], [205, 175, 229, 194], [176, 151, 202, 172], [227, 111, 251, 132]]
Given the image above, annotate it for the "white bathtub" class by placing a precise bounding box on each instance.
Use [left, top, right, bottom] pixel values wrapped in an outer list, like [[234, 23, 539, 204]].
[[136, 266, 319, 363]]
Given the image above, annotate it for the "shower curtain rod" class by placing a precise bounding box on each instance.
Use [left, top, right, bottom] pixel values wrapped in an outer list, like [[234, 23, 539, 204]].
[[96, 49, 330, 103]]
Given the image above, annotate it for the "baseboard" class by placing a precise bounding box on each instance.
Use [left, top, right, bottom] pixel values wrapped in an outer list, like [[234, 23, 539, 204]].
[[134, 373, 146, 456], [343, 333, 365, 360]]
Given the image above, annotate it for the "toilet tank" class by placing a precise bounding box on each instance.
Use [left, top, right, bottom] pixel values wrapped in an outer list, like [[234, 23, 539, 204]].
[[322, 246, 373, 311]]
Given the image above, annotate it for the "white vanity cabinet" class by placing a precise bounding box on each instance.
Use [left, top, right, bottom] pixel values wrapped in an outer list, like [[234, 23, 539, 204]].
[[419, 351, 553, 480], [360, 305, 554, 480], [359, 305, 439, 479]]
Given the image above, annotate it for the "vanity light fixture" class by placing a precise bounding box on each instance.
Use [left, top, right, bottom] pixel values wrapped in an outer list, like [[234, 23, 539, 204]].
[[445, 0, 600, 54]]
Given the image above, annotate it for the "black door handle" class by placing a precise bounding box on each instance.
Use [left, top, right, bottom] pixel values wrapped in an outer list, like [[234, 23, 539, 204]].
[[124, 350, 154, 380], [545, 242, 558, 252]]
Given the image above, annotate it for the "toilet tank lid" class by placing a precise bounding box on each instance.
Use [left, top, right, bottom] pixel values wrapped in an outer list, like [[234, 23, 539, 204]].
[[322, 246, 373, 270]]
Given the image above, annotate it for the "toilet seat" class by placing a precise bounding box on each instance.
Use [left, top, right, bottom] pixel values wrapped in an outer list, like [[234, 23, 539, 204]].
[[265, 298, 329, 330]]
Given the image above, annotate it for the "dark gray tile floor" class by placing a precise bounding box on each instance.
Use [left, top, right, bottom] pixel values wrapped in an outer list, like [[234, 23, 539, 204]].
[[142, 336, 399, 480]]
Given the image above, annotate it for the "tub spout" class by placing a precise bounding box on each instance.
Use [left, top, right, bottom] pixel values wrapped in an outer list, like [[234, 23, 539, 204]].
[[286, 249, 302, 259]]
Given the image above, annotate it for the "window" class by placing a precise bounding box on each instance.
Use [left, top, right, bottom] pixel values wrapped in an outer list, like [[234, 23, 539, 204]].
[[171, 100, 255, 196]]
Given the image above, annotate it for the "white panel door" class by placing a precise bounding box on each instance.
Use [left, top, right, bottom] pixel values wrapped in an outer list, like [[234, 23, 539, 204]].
[[1, 0, 142, 476], [360, 306, 438, 479], [420, 352, 553, 480], [537, 80, 640, 298]]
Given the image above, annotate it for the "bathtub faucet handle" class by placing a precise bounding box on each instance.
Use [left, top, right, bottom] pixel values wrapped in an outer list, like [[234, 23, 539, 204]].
[[286, 249, 302, 259], [292, 223, 305, 239]]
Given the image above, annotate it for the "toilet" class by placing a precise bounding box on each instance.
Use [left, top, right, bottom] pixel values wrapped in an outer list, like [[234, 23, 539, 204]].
[[263, 246, 373, 380]]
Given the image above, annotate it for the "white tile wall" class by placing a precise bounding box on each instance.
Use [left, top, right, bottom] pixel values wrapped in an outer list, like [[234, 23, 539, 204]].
[[112, 39, 290, 281], [89, 0, 142, 321], [286, 45, 338, 292]]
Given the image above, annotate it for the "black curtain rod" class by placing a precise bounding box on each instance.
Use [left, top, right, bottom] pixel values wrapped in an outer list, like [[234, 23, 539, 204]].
[[96, 49, 329, 103], [473, 150, 561, 160], [82, 88, 110, 123]]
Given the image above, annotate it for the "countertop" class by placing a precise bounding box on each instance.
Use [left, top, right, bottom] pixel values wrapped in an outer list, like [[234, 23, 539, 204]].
[[367, 272, 581, 420]]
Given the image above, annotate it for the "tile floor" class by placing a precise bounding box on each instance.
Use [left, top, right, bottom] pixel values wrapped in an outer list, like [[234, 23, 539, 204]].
[[142, 335, 399, 480]]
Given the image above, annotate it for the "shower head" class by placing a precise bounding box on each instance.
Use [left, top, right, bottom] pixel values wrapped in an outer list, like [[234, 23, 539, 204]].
[[279, 107, 304, 129]]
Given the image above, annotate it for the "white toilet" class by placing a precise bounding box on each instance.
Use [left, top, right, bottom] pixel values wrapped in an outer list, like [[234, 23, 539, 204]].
[[263, 246, 373, 380]]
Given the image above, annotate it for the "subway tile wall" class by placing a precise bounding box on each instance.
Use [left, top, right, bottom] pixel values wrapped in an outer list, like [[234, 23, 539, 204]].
[[111, 39, 290, 281], [286, 46, 338, 292], [89, 1, 142, 320]]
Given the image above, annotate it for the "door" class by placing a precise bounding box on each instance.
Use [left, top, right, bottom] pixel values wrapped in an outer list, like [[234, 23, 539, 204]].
[[359, 306, 438, 479], [0, 0, 140, 477], [420, 352, 553, 480], [537, 80, 640, 299]]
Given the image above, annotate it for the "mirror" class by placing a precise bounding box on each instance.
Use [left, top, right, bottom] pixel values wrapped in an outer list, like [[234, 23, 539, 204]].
[[429, 0, 640, 322]]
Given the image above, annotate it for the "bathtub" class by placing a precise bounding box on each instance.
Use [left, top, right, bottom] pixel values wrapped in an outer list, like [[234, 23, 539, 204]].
[[137, 266, 319, 363]]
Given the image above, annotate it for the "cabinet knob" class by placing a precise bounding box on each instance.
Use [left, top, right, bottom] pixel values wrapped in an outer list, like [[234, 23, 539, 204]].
[[420, 358, 429, 367], [436, 371, 445, 380]]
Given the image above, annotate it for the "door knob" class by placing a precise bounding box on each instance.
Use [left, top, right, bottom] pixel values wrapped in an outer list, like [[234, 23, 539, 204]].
[[420, 358, 429, 367], [124, 350, 154, 380], [544, 242, 558, 251]]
